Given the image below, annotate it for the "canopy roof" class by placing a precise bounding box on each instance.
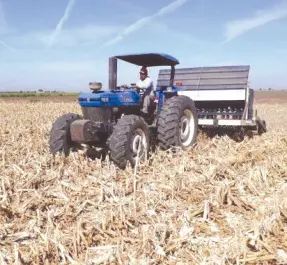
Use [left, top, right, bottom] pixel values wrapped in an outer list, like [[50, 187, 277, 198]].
[[114, 53, 179, 66]]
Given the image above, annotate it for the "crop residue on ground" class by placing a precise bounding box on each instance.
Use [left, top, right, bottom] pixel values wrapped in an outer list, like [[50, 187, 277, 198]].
[[0, 98, 287, 264]]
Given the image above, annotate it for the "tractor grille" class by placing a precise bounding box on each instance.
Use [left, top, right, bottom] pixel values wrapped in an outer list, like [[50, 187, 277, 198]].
[[81, 107, 112, 122]]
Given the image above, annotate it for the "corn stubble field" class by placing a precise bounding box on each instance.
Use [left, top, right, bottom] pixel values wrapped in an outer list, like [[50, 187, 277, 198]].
[[0, 92, 287, 265]]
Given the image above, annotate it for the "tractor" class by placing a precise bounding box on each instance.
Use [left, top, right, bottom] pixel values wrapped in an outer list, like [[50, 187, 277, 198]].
[[49, 53, 198, 169]]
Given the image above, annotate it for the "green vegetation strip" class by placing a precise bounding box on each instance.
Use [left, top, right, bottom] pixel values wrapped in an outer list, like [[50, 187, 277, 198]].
[[0, 92, 78, 97]]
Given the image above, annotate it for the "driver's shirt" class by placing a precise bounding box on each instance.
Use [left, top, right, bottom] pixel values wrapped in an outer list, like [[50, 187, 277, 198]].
[[136, 76, 154, 96]]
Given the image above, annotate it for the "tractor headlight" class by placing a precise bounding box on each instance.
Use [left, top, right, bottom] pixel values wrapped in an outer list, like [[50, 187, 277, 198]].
[[101, 97, 109, 102]]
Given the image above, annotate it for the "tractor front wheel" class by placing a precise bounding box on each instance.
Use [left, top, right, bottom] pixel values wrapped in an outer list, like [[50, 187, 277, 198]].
[[49, 113, 82, 156], [157, 95, 198, 150], [108, 115, 150, 169]]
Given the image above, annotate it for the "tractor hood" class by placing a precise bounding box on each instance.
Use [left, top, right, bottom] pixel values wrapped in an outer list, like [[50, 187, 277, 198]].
[[78, 90, 141, 107]]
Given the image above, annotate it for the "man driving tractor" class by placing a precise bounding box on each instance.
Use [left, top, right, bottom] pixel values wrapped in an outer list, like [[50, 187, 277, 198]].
[[136, 66, 154, 115]]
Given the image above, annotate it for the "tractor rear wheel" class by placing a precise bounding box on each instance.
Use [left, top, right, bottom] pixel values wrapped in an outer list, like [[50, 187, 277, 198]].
[[108, 115, 150, 169], [157, 95, 198, 150], [49, 113, 82, 156]]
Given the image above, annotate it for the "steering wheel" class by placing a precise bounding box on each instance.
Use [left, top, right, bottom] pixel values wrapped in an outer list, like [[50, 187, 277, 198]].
[[118, 84, 144, 97]]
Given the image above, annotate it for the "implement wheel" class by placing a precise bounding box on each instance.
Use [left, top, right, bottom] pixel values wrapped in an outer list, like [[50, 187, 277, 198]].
[[157, 95, 198, 150], [257, 119, 267, 135], [108, 115, 150, 169]]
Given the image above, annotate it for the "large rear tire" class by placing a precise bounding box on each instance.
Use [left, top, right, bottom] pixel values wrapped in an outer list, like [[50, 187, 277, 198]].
[[108, 115, 150, 169], [49, 113, 82, 156], [157, 95, 198, 150]]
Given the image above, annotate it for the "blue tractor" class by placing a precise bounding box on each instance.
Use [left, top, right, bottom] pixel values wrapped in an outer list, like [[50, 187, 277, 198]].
[[49, 53, 198, 169]]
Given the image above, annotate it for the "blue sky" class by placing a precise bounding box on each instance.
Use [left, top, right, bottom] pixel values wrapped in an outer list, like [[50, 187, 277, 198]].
[[0, 0, 287, 91]]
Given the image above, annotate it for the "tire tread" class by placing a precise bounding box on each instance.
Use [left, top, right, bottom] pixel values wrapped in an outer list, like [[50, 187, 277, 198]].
[[157, 95, 198, 150], [49, 113, 82, 156], [109, 115, 149, 169]]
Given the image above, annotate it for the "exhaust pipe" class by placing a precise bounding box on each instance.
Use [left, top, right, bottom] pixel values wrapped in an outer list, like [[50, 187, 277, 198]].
[[109, 57, 117, 91]]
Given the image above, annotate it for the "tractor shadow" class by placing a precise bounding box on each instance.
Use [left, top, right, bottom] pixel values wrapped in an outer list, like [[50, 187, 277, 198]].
[[82, 128, 255, 166], [84, 146, 108, 162], [198, 127, 255, 142]]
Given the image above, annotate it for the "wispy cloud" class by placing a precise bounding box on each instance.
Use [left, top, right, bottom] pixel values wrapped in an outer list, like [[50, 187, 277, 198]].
[[47, 0, 77, 48], [7, 24, 121, 49], [0, 0, 16, 50], [101, 0, 187, 47], [0, 0, 6, 34], [222, 2, 287, 43], [157, 0, 187, 16], [0, 40, 16, 50]]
